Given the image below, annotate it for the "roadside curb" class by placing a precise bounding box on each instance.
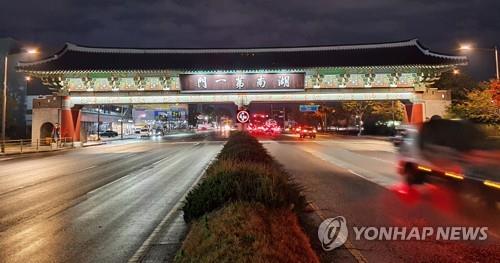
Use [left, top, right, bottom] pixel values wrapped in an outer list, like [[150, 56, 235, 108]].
[[0, 138, 136, 160], [0, 147, 75, 160], [82, 142, 107, 147], [342, 135, 391, 141], [83, 136, 137, 147], [128, 146, 222, 263]]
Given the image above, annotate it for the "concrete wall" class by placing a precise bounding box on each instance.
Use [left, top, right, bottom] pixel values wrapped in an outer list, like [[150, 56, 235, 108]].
[[417, 88, 452, 120], [31, 108, 59, 142], [423, 100, 451, 120]]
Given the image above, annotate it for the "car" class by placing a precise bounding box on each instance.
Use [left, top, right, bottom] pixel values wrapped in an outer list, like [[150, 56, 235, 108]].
[[139, 128, 152, 137], [397, 119, 500, 204], [391, 125, 414, 147], [99, 130, 118, 137], [154, 128, 164, 136], [299, 127, 316, 138]]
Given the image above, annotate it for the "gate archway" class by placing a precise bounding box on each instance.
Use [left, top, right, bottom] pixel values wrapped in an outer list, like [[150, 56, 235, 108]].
[[40, 122, 54, 145]]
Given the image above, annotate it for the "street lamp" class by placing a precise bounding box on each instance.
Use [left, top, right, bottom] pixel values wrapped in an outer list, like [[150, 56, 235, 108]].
[[459, 44, 499, 81], [2, 48, 39, 153], [26, 48, 39, 54]]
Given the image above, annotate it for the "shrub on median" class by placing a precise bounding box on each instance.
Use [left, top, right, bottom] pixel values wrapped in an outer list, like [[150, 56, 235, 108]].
[[183, 159, 305, 222], [217, 131, 274, 164], [176, 202, 319, 263]]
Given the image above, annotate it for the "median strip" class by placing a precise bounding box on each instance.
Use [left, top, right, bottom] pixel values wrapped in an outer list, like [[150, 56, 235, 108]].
[[175, 132, 319, 262]]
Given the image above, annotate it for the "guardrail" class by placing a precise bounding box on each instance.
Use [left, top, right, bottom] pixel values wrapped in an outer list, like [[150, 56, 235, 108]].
[[0, 137, 76, 155]]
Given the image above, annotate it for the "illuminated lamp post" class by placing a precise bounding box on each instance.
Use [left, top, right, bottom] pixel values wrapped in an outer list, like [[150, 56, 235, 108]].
[[2, 48, 39, 153], [459, 44, 499, 81]]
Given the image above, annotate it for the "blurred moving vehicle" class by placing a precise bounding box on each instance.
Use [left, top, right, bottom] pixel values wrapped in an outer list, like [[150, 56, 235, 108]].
[[139, 128, 152, 137], [99, 130, 118, 137], [154, 128, 164, 136], [391, 125, 414, 146], [396, 119, 500, 202], [299, 127, 316, 138]]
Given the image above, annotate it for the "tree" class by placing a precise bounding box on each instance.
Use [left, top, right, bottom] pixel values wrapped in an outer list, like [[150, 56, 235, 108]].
[[342, 101, 405, 135], [370, 101, 405, 121], [342, 101, 374, 135], [486, 80, 500, 107], [432, 71, 479, 103], [448, 81, 500, 125], [342, 101, 373, 120], [314, 105, 336, 131]]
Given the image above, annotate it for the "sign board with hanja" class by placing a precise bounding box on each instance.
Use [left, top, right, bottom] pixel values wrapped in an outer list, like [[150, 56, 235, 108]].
[[300, 105, 320, 112], [180, 73, 305, 92]]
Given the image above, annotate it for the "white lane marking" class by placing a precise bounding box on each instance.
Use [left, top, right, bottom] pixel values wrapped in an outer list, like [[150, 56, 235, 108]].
[[160, 141, 204, 145], [85, 151, 190, 197], [128, 149, 222, 263], [75, 165, 97, 173], [370, 156, 396, 165], [300, 148, 396, 189], [152, 158, 166, 166], [348, 169, 371, 181]]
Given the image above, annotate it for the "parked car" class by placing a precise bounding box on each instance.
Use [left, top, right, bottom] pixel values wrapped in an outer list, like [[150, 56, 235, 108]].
[[99, 130, 118, 137]]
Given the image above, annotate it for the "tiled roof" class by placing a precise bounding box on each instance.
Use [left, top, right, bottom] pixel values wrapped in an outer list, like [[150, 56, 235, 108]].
[[18, 39, 467, 72]]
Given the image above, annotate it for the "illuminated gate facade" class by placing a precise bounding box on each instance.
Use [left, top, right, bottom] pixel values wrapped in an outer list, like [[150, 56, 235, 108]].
[[18, 39, 466, 141]]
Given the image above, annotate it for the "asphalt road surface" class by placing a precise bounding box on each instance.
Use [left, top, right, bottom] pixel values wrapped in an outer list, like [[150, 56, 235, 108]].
[[0, 133, 224, 263], [1, 131, 498, 262], [263, 133, 500, 262]]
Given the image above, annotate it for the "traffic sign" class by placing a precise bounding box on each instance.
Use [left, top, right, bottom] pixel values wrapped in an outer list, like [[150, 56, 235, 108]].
[[299, 105, 320, 112], [236, 110, 250, 123]]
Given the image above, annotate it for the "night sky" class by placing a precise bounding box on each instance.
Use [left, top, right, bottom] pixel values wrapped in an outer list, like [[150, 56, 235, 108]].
[[1, 0, 499, 80]]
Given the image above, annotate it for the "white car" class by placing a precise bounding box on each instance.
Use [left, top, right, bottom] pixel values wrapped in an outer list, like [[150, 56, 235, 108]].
[[139, 128, 152, 137]]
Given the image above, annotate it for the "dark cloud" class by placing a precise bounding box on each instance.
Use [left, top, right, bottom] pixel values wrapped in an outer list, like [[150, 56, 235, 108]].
[[1, 0, 498, 79]]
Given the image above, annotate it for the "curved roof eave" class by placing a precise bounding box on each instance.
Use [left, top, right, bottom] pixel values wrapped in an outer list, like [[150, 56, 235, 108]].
[[19, 63, 466, 76], [17, 38, 468, 72]]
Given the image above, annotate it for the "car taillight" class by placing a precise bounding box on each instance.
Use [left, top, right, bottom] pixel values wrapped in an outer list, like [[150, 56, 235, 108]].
[[417, 165, 432, 172], [484, 180, 500, 190], [443, 171, 464, 180]]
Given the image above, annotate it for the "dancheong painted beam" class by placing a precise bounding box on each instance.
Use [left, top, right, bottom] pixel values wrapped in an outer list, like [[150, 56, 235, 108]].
[[17, 38, 466, 97]]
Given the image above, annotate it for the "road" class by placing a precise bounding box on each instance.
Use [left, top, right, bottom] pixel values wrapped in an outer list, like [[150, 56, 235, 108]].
[[1, 131, 498, 262], [263, 133, 500, 262], [0, 133, 224, 263]]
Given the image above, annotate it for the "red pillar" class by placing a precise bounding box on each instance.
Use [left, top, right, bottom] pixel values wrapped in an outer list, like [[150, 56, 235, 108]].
[[60, 96, 75, 140], [404, 102, 425, 124], [71, 108, 82, 141]]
